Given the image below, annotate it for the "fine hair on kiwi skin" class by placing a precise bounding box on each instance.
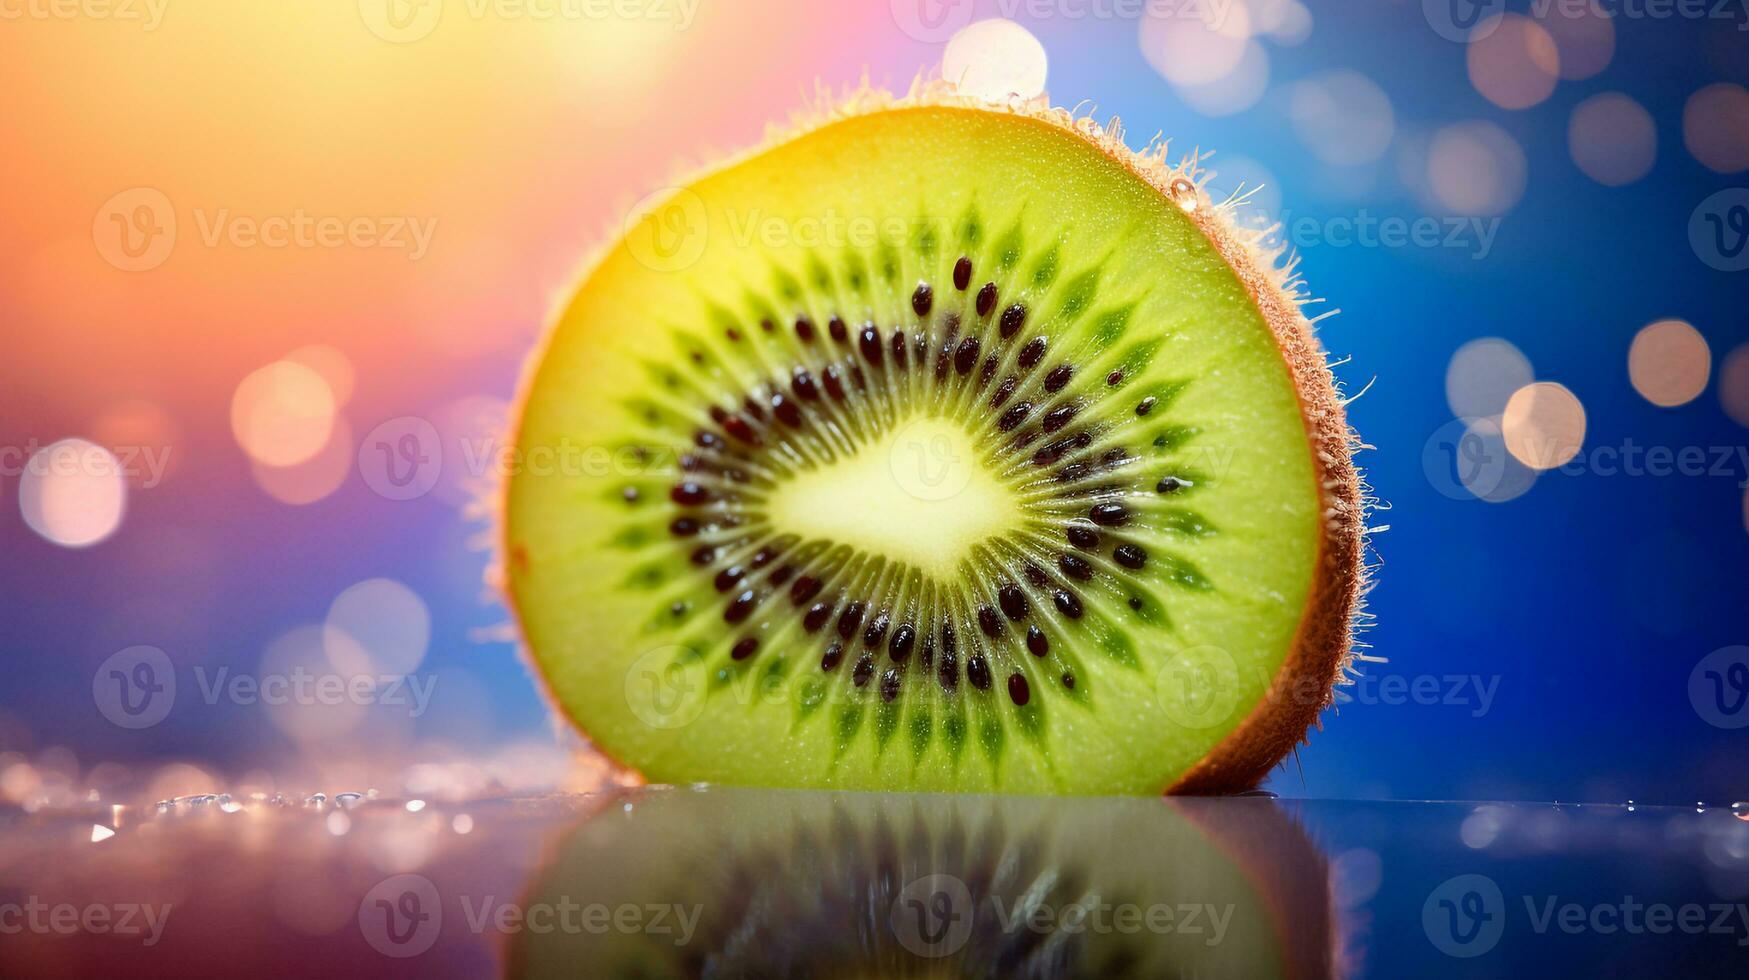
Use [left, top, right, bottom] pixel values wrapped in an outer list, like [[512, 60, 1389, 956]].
[[508, 788, 1341, 979], [500, 80, 1372, 796]]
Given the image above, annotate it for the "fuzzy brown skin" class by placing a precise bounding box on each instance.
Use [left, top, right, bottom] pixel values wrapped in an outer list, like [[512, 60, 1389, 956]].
[[499, 84, 1367, 795]]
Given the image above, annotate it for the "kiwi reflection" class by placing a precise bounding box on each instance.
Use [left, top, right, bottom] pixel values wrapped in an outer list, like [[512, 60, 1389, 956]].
[[508, 790, 1337, 979]]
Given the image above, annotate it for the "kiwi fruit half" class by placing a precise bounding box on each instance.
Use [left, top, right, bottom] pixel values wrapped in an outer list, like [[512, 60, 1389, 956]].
[[507, 788, 1338, 978], [503, 88, 1365, 795]]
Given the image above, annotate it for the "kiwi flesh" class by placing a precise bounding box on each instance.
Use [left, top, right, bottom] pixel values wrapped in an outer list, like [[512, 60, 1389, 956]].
[[507, 788, 1338, 978], [503, 87, 1365, 795]]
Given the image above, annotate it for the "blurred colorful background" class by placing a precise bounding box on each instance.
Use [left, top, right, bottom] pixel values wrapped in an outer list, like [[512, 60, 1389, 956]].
[[2, 0, 1747, 811]]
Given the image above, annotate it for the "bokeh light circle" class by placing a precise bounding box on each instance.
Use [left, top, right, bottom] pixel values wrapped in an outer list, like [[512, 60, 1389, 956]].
[[1536, 3, 1614, 80], [1139, 3, 1254, 88], [1683, 83, 1749, 174], [1718, 344, 1749, 428], [19, 438, 127, 548], [1628, 319, 1711, 408], [253, 417, 356, 505], [1287, 71, 1395, 167], [230, 360, 337, 468], [1173, 41, 1269, 117], [1568, 92, 1656, 187], [1467, 14, 1560, 110], [1502, 382, 1586, 470], [943, 19, 1047, 101], [1257, 0, 1312, 46], [284, 344, 356, 408], [260, 626, 365, 743], [1428, 121, 1527, 216], [324, 578, 432, 677], [1446, 337, 1534, 420]]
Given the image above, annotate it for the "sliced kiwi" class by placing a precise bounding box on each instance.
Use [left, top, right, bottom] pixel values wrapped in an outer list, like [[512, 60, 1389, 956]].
[[504, 90, 1364, 795], [507, 789, 1337, 978]]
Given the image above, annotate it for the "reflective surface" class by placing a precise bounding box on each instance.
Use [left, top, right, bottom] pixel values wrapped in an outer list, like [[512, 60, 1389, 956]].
[[1, 790, 1746, 977]]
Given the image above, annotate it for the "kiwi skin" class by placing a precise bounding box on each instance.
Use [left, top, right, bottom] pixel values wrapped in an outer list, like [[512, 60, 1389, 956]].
[[499, 82, 1368, 795]]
